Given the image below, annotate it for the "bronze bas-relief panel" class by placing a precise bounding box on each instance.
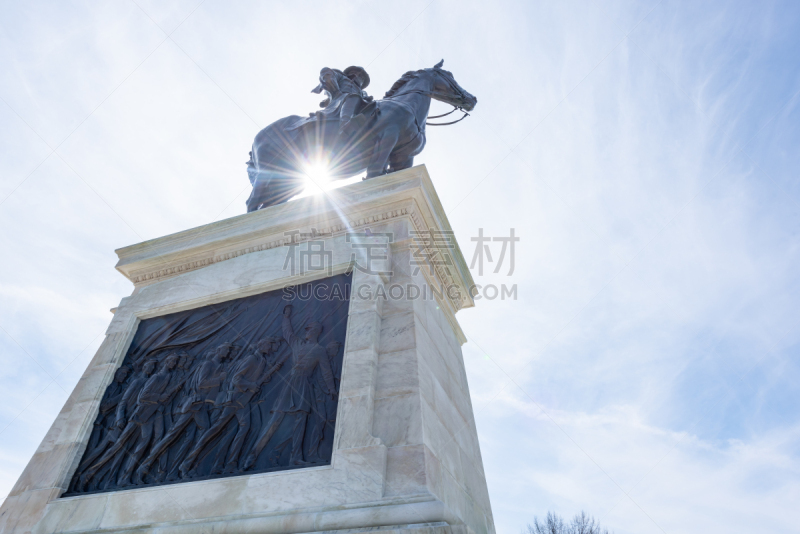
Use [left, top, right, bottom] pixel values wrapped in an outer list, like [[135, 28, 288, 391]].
[[65, 273, 351, 496]]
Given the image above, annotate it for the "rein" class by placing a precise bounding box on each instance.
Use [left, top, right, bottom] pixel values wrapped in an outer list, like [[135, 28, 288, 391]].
[[384, 88, 471, 127], [426, 105, 470, 126]]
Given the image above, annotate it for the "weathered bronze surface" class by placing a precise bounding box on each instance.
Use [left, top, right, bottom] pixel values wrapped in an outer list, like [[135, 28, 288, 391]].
[[246, 60, 478, 211], [65, 274, 351, 496]]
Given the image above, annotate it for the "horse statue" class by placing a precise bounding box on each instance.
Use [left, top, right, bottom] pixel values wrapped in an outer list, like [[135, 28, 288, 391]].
[[245, 60, 477, 212]]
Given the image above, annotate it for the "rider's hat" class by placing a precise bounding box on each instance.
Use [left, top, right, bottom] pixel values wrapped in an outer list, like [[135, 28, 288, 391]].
[[343, 66, 370, 89]]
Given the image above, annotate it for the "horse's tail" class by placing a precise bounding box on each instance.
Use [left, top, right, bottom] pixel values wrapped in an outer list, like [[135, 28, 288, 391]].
[[246, 139, 304, 212], [246, 150, 258, 185], [246, 115, 320, 212]]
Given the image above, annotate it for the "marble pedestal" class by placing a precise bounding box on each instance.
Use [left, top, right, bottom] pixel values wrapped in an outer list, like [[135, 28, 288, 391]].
[[0, 165, 495, 534]]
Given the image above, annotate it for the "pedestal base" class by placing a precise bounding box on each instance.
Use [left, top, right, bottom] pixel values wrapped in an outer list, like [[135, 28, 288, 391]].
[[0, 166, 494, 534]]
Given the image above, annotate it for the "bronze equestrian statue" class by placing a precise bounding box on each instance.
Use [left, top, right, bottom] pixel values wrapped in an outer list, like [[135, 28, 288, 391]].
[[246, 60, 477, 211]]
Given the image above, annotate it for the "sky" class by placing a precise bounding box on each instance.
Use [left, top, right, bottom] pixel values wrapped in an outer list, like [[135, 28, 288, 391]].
[[1, 1, 800, 533]]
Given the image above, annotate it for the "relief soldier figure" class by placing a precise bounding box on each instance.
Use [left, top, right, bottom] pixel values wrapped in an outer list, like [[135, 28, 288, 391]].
[[78, 354, 180, 490], [306, 341, 342, 462], [243, 305, 337, 469], [84, 365, 131, 457], [135, 344, 233, 481], [147, 351, 193, 481], [69, 365, 134, 492], [176, 337, 286, 477], [161, 351, 197, 481]]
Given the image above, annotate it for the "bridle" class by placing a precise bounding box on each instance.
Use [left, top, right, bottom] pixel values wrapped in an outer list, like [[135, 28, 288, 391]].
[[383, 70, 472, 127]]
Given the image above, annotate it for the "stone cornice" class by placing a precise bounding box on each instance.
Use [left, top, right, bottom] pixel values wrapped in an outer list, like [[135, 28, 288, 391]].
[[116, 165, 475, 312], [124, 207, 411, 285]]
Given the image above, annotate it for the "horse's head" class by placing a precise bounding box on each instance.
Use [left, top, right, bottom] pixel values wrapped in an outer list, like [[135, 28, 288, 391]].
[[427, 59, 477, 111]]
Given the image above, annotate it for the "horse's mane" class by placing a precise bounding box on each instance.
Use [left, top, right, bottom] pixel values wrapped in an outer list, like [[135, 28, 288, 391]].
[[384, 70, 421, 97]]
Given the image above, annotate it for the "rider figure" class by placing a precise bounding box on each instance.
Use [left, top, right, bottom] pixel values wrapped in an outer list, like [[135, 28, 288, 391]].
[[310, 66, 372, 136]]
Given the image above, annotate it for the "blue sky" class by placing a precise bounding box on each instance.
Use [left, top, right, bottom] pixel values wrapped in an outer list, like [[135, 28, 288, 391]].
[[2, 1, 800, 533]]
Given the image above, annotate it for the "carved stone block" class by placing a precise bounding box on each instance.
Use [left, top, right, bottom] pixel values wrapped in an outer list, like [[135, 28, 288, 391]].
[[0, 166, 494, 534]]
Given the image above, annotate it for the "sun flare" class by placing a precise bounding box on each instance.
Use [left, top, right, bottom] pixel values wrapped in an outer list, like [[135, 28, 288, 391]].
[[303, 162, 331, 188]]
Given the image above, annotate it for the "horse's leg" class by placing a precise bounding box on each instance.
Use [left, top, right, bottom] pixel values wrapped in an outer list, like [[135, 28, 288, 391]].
[[388, 155, 414, 174], [366, 128, 400, 178]]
